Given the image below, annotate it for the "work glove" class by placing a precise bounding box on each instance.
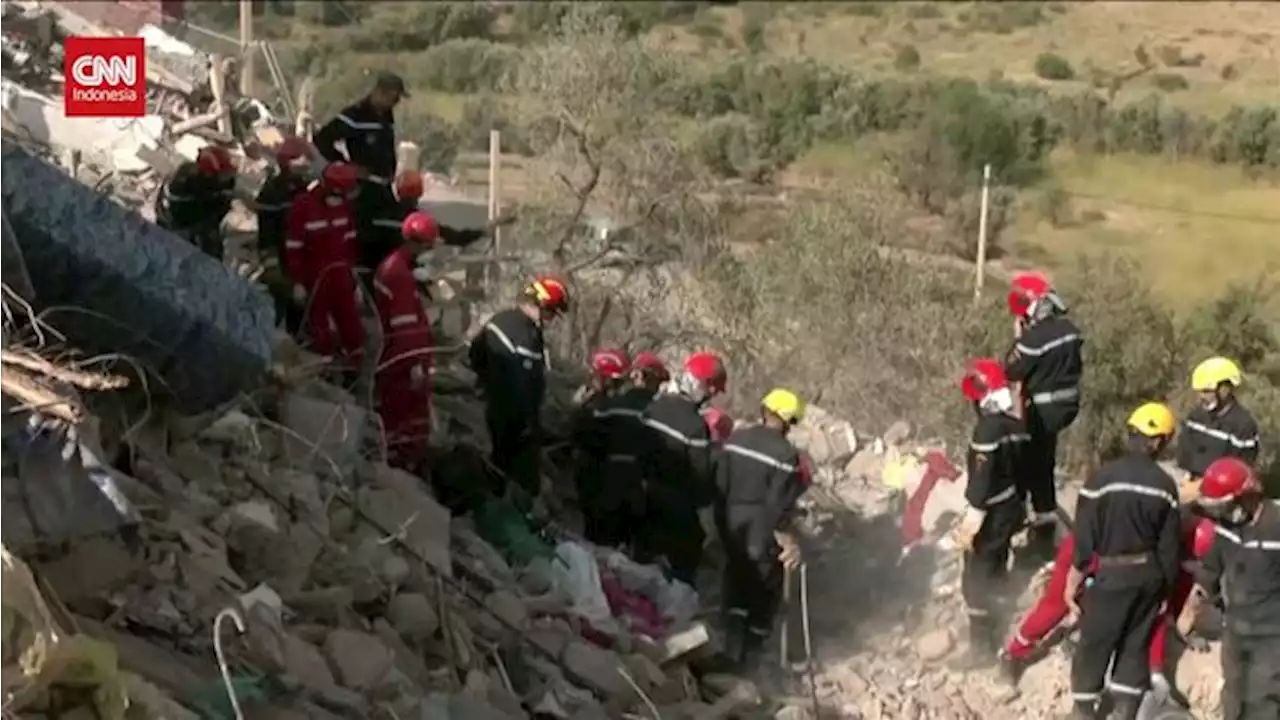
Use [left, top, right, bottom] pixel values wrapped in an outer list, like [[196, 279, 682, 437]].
[[952, 506, 986, 552], [409, 363, 427, 390], [774, 530, 803, 571], [291, 284, 307, 305]]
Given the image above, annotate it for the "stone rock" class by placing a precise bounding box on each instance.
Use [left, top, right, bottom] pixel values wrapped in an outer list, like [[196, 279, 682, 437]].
[[562, 640, 627, 699], [484, 589, 528, 632], [386, 592, 440, 642], [526, 621, 572, 660], [170, 441, 223, 487], [916, 630, 953, 662], [826, 420, 859, 465], [372, 618, 433, 688], [883, 420, 912, 448], [323, 629, 395, 691], [280, 387, 367, 474], [357, 464, 451, 576], [38, 536, 140, 603], [843, 447, 882, 481], [282, 634, 337, 693]]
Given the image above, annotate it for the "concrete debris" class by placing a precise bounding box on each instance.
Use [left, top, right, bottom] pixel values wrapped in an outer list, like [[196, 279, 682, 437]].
[[387, 591, 441, 642]]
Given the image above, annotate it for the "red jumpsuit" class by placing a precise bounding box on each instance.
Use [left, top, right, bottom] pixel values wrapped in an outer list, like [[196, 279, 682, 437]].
[[1005, 532, 1196, 672], [372, 246, 433, 468], [285, 187, 364, 366]]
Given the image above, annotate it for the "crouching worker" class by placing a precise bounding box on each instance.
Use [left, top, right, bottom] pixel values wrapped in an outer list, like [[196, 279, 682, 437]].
[[371, 210, 442, 471], [951, 358, 1029, 669], [572, 348, 632, 546], [715, 388, 809, 672]]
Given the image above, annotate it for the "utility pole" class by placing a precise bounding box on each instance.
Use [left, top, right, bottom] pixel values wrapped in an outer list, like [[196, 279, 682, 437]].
[[973, 163, 992, 302], [239, 0, 254, 97], [487, 130, 502, 289]]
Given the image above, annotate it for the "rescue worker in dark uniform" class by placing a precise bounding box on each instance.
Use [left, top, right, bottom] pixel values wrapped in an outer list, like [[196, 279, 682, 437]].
[[1064, 402, 1182, 720], [631, 351, 671, 398], [255, 137, 313, 333], [468, 276, 569, 504], [636, 351, 728, 585], [1183, 457, 1280, 720], [951, 358, 1030, 668], [715, 388, 808, 672], [156, 145, 237, 259], [1175, 357, 1261, 503], [313, 72, 407, 275], [571, 348, 631, 546], [1004, 270, 1085, 561]]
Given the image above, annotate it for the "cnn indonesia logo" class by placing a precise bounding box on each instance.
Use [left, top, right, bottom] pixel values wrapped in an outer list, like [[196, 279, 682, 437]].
[[64, 36, 147, 118]]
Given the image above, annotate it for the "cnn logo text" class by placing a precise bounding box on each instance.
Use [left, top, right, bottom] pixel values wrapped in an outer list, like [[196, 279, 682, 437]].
[[64, 36, 147, 118]]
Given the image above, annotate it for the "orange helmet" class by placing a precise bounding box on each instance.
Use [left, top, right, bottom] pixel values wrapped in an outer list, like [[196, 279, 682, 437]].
[[679, 351, 727, 400], [632, 351, 669, 381], [589, 347, 631, 381], [275, 137, 312, 167], [395, 172, 425, 202], [1187, 517, 1216, 560], [321, 162, 360, 193], [1008, 270, 1053, 317], [525, 276, 570, 314], [196, 146, 234, 176], [1200, 457, 1257, 506], [401, 210, 439, 244], [961, 357, 1009, 402], [702, 407, 735, 443]]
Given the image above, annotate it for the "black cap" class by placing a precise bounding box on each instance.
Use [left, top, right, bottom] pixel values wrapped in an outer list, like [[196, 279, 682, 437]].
[[374, 71, 409, 98]]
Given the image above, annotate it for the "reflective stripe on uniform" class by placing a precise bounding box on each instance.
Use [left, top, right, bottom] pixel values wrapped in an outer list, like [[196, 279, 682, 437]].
[[304, 220, 328, 230], [593, 407, 644, 420], [970, 433, 1030, 453], [1031, 387, 1079, 405], [285, 240, 304, 249], [372, 218, 403, 229], [1016, 333, 1082, 357], [389, 314, 418, 328], [336, 113, 383, 131], [373, 279, 394, 299], [643, 417, 709, 448], [1078, 482, 1177, 508], [332, 216, 349, 227], [485, 323, 543, 361], [985, 485, 1018, 506], [1183, 420, 1259, 450], [1109, 682, 1144, 697], [722, 442, 795, 472], [364, 175, 390, 185]]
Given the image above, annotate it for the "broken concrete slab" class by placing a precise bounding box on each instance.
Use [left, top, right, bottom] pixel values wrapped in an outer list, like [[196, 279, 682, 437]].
[[281, 633, 337, 694], [279, 387, 366, 474], [322, 629, 396, 692], [386, 591, 440, 642], [357, 464, 452, 577], [562, 640, 628, 699]]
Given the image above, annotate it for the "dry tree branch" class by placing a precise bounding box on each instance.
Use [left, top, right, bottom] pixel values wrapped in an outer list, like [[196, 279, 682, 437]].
[[1, 365, 85, 423], [552, 111, 602, 264], [1, 349, 129, 391]]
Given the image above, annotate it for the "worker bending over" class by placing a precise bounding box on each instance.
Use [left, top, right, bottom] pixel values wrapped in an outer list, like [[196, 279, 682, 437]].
[[156, 145, 236, 259], [951, 358, 1030, 668], [256, 137, 313, 333], [468, 276, 569, 504], [284, 162, 365, 375], [1176, 357, 1261, 503], [1184, 457, 1280, 720], [1065, 403, 1181, 720], [631, 352, 671, 399], [572, 348, 632, 546], [714, 388, 809, 672], [637, 351, 727, 584], [1005, 271, 1085, 562]]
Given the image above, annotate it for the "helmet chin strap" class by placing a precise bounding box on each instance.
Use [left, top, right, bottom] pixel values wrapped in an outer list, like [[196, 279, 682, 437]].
[[980, 387, 1015, 414]]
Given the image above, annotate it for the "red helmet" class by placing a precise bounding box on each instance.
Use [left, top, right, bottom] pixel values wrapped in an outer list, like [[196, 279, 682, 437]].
[[632, 351, 669, 381], [321, 162, 360, 193], [1188, 517, 1216, 559], [276, 137, 312, 167], [589, 348, 631, 381], [702, 407, 735, 443], [395, 172, 425, 201], [196, 146, 234, 176], [961, 357, 1009, 401], [402, 211, 439, 245], [1008, 270, 1053, 317], [525, 275, 570, 314], [1200, 457, 1257, 506], [682, 351, 727, 396]]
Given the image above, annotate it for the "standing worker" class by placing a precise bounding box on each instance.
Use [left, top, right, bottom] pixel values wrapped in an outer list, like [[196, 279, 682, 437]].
[[1183, 457, 1280, 720], [637, 351, 728, 584], [156, 145, 237, 259], [572, 348, 632, 546], [714, 388, 808, 672], [256, 137, 314, 332], [468, 276, 570, 505], [631, 352, 671, 398], [284, 162, 365, 374], [313, 72, 408, 274], [951, 358, 1030, 668], [1064, 403, 1182, 720], [1175, 357, 1261, 503], [1004, 270, 1085, 562]]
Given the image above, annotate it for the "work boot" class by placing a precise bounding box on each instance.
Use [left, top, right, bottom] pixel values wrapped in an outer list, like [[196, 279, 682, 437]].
[[737, 628, 769, 676], [998, 649, 1027, 687], [1105, 694, 1140, 720]]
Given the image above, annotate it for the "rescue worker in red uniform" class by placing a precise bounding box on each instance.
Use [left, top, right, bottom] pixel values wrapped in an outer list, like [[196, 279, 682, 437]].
[[950, 358, 1030, 668], [284, 162, 364, 371], [1004, 271, 1085, 562], [468, 276, 570, 504], [1185, 457, 1280, 720], [1065, 403, 1181, 720], [714, 388, 808, 672], [256, 137, 313, 333], [636, 351, 727, 584], [156, 145, 236, 259], [1175, 357, 1261, 503], [1000, 517, 1217, 694], [572, 348, 632, 546]]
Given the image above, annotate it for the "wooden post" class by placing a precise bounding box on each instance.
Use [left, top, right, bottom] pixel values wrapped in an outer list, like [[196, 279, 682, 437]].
[[973, 163, 992, 302], [239, 0, 254, 97], [487, 129, 502, 288]]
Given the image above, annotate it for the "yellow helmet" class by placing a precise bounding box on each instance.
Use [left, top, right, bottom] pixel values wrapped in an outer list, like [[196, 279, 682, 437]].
[[762, 388, 806, 424], [1127, 402, 1176, 438], [1191, 357, 1242, 391]]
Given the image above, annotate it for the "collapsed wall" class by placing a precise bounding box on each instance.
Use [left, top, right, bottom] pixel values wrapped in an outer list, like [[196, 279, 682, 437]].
[[1, 139, 275, 412]]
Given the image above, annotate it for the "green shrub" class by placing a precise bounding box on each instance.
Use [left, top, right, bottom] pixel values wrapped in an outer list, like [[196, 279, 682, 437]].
[[695, 113, 793, 182], [1035, 183, 1076, 227], [456, 95, 532, 155], [408, 39, 518, 94], [1151, 72, 1191, 92], [847, 3, 885, 18], [1034, 52, 1075, 81], [398, 113, 458, 174], [894, 44, 923, 72], [347, 3, 498, 52]]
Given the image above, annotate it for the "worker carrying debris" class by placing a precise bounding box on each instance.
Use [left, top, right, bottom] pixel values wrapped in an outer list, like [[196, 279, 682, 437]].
[[256, 137, 314, 333], [1000, 515, 1217, 696], [714, 388, 809, 672], [313, 72, 410, 273], [572, 348, 633, 546], [468, 276, 570, 505], [1175, 357, 1261, 503], [155, 145, 236, 259], [636, 351, 727, 584], [1183, 457, 1280, 720], [951, 358, 1029, 669], [284, 162, 365, 375], [1004, 270, 1085, 562], [1064, 402, 1181, 720]]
